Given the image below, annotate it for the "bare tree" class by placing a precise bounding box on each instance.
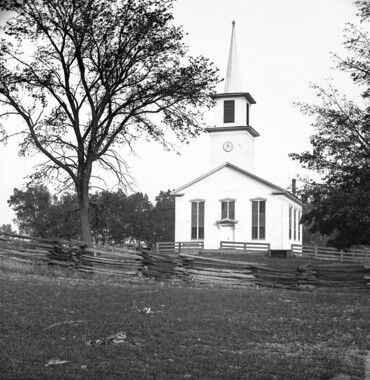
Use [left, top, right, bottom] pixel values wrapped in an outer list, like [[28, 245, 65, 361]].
[[0, 0, 219, 244]]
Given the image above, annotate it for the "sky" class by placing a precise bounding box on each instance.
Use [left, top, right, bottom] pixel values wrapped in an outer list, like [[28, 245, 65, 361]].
[[0, 0, 362, 227]]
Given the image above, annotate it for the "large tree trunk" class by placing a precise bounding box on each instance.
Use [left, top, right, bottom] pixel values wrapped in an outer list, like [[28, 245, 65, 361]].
[[79, 194, 93, 246], [76, 169, 93, 246]]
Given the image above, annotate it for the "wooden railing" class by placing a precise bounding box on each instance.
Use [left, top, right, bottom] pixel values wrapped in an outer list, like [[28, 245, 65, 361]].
[[155, 241, 204, 254], [291, 244, 369, 264], [220, 241, 270, 256]]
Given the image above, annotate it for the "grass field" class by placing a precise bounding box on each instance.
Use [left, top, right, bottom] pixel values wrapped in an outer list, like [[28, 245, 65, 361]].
[[1, 263, 369, 380]]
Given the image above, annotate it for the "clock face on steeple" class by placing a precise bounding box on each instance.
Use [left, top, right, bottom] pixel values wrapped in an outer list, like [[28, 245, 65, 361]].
[[223, 141, 233, 152]]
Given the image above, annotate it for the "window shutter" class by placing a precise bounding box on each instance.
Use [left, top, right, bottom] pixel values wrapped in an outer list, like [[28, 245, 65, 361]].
[[198, 202, 205, 239], [191, 202, 197, 239], [229, 201, 235, 219], [221, 202, 227, 219], [252, 201, 258, 239], [259, 201, 266, 239], [224, 100, 235, 123]]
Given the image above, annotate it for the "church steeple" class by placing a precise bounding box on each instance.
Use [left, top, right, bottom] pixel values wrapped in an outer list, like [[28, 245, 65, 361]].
[[206, 21, 259, 173], [224, 21, 241, 93]]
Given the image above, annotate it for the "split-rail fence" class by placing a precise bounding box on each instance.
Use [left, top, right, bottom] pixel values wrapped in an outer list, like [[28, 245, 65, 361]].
[[0, 233, 369, 290]]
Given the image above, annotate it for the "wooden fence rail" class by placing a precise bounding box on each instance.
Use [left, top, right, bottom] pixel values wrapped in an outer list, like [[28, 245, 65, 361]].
[[156, 241, 271, 256], [220, 241, 271, 256], [1, 233, 369, 290], [178, 253, 256, 287], [155, 241, 204, 254], [0, 233, 142, 276], [291, 244, 369, 264]]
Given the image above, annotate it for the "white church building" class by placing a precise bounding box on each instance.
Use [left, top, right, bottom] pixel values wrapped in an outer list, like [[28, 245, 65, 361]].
[[172, 22, 302, 252]]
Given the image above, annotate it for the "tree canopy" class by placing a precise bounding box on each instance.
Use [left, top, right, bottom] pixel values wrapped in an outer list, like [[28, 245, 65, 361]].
[[8, 185, 80, 240], [0, 224, 17, 235], [150, 190, 175, 243], [0, 0, 219, 244], [290, 1, 370, 249], [8, 185, 174, 247]]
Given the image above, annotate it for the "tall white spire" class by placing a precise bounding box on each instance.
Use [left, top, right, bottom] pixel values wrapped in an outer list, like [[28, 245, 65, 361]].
[[224, 21, 241, 93]]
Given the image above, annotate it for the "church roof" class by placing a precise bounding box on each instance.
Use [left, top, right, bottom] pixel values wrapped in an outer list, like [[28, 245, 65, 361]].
[[171, 162, 301, 205], [224, 21, 241, 93]]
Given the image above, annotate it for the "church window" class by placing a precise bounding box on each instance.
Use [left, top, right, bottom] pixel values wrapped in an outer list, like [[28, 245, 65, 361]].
[[289, 206, 292, 240], [252, 200, 266, 240], [298, 210, 301, 241], [221, 200, 235, 219], [246, 103, 250, 125], [191, 201, 204, 240], [224, 100, 235, 123]]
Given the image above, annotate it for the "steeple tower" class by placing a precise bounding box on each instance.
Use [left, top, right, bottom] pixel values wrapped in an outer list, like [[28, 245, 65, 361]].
[[206, 21, 259, 172], [224, 21, 241, 93]]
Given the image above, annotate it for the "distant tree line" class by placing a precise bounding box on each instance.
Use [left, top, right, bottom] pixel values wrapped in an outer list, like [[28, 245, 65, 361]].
[[7, 186, 174, 247]]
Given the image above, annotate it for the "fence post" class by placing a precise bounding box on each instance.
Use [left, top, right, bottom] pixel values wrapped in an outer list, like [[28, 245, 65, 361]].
[[156, 242, 159, 254], [314, 245, 318, 260], [365, 248, 368, 265], [340, 250, 343, 263], [77, 242, 87, 269], [179, 242, 182, 254]]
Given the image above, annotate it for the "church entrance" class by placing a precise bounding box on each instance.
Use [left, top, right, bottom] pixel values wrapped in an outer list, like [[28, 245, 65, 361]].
[[220, 225, 235, 242]]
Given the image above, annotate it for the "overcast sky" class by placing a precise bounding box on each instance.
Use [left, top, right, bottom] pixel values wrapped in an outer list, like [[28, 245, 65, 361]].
[[0, 0, 362, 227]]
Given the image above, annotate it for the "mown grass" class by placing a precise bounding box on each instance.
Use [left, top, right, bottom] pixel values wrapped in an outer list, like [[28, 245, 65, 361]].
[[1, 261, 369, 380]]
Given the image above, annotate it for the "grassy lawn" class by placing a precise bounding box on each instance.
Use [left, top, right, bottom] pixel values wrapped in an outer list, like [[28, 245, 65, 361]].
[[1, 267, 369, 379]]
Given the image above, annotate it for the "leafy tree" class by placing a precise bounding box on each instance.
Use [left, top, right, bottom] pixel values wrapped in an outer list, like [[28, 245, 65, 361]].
[[150, 189, 175, 245], [90, 190, 171, 246], [89, 189, 129, 245], [49, 193, 80, 240], [0, 224, 17, 234], [89, 191, 113, 245], [8, 185, 53, 237], [0, 0, 219, 245], [8, 185, 175, 245], [301, 203, 335, 246], [102, 190, 130, 245], [8, 185, 80, 239], [290, 1, 370, 249], [124, 192, 153, 246]]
